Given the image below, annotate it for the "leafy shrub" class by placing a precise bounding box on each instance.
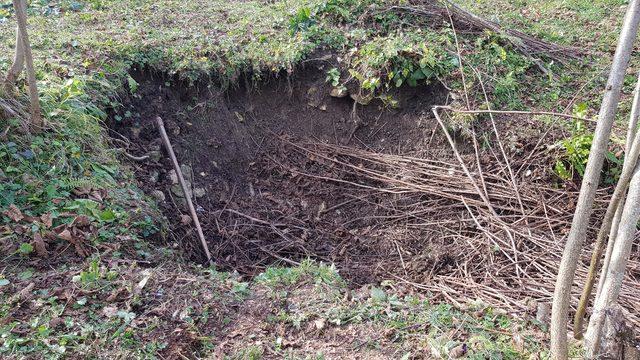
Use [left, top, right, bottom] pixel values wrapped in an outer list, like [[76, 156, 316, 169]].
[[346, 30, 456, 94], [554, 117, 623, 184]]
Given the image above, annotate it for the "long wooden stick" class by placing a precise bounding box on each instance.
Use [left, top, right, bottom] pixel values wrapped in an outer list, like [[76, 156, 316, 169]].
[[155, 116, 213, 265], [550, 2, 640, 358], [432, 107, 497, 217], [585, 163, 640, 356], [432, 106, 525, 280], [596, 71, 640, 302], [12, 0, 42, 130], [433, 105, 595, 123], [573, 71, 640, 339], [4, 0, 24, 88]]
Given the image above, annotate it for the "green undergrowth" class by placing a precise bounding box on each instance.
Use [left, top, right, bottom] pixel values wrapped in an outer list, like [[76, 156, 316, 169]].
[[0, 0, 630, 206], [1, 72, 161, 263], [0, 260, 554, 358], [0, 0, 627, 105]]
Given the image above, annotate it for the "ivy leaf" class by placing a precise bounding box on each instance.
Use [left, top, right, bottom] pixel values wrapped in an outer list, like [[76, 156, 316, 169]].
[[370, 287, 387, 302], [127, 75, 139, 94], [117, 310, 136, 323], [19, 268, 34, 280]]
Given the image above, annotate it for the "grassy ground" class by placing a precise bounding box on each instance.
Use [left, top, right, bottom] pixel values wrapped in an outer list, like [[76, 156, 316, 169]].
[[1, 257, 557, 359], [0, 0, 632, 358], [456, 0, 627, 50]]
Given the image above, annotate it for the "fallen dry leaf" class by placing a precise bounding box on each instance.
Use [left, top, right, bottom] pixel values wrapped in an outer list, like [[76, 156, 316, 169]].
[[57, 228, 73, 242], [3, 204, 24, 222], [89, 189, 108, 202], [33, 232, 48, 257], [8, 282, 34, 304], [180, 214, 192, 225], [72, 187, 93, 196], [102, 306, 118, 318], [72, 215, 91, 227], [40, 213, 53, 228], [512, 332, 525, 352], [449, 343, 468, 358]]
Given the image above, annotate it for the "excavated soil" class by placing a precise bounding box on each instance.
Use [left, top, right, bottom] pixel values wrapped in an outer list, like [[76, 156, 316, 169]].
[[110, 63, 640, 333]]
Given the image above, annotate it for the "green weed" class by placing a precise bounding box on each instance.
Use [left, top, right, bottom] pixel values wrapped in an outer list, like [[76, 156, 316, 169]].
[[554, 113, 623, 183]]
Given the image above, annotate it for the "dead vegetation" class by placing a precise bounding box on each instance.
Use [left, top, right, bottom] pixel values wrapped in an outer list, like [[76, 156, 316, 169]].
[[204, 135, 640, 328]]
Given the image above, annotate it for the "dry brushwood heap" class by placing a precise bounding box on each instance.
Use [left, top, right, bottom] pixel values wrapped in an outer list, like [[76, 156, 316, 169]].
[[203, 131, 640, 329], [390, 0, 582, 61]]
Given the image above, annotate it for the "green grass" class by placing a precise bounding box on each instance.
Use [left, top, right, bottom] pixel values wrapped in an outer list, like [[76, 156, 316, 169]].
[[456, 0, 627, 51], [1, 259, 550, 358], [0, 0, 627, 195], [0, 0, 627, 105], [455, 0, 637, 116]]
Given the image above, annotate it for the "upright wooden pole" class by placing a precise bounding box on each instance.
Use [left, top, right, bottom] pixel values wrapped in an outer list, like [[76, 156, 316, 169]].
[[549, 2, 640, 358]]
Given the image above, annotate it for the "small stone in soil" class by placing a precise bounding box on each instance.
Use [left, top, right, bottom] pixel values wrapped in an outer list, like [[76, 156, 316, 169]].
[[149, 150, 162, 162], [193, 187, 206, 198], [168, 169, 179, 184], [180, 214, 192, 225], [330, 87, 348, 98], [151, 190, 165, 202], [149, 171, 160, 184]]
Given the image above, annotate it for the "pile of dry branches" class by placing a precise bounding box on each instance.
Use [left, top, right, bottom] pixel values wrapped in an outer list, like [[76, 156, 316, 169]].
[[377, 0, 583, 63], [275, 137, 640, 328]]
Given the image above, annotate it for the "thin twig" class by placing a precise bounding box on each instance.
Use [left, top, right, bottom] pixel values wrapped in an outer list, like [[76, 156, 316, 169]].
[[432, 106, 499, 217]]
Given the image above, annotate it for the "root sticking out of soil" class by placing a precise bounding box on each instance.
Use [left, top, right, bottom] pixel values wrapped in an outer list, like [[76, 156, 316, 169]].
[[110, 64, 640, 328]]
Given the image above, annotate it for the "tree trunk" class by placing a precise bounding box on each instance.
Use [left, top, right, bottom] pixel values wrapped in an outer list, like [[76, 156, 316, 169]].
[[596, 73, 640, 306], [573, 71, 640, 339], [584, 162, 640, 357], [3, 0, 25, 90], [12, 0, 42, 130], [549, 2, 640, 359]]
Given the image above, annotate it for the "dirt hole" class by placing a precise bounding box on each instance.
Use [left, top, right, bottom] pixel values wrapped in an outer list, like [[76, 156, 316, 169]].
[[110, 61, 640, 328], [112, 64, 458, 283]]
